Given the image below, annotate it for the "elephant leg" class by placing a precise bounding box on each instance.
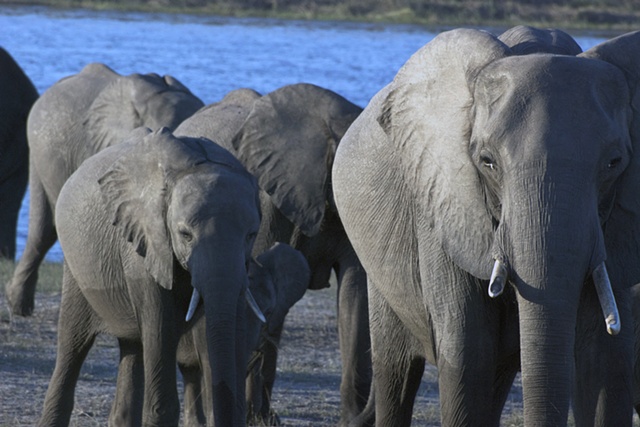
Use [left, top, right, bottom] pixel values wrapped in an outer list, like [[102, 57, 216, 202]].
[[5, 171, 57, 316], [38, 264, 98, 427], [179, 362, 206, 427], [368, 284, 424, 427], [109, 339, 144, 427], [252, 324, 282, 425], [0, 161, 28, 260], [574, 280, 634, 427], [336, 258, 372, 426], [139, 288, 180, 427]]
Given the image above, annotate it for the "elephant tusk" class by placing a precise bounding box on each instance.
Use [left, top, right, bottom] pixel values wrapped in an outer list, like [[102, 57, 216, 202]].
[[592, 262, 621, 336], [185, 288, 201, 322], [488, 259, 508, 298], [246, 289, 266, 323]]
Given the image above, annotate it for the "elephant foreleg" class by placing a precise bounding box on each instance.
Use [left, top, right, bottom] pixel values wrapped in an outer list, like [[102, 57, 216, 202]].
[[336, 259, 371, 426], [109, 339, 144, 427], [139, 287, 180, 427], [369, 284, 424, 427], [179, 363, 206, 427], [5, 170, 57, 316], [38, 265, 98, 427]]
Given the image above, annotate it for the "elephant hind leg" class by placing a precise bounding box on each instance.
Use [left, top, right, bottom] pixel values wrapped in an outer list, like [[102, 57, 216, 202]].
[[38, 264, 98, 427], [369, 285, 425, 427], [5, 172, 57, 316]]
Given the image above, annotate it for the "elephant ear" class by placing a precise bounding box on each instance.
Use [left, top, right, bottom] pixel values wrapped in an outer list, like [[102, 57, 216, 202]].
[[98, 127, 208, 289], [87, 72, 203, 153], [255, 242, 310, 333], [378, 29, 510, 279], [499, 25, 582, 55], [581, 31, 640, 284], [232, 83, 362, 236]]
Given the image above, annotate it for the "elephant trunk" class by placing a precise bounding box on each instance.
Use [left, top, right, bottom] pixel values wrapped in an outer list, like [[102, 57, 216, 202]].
[[503, 167, 611, 426], [191, 252, 248, 427]]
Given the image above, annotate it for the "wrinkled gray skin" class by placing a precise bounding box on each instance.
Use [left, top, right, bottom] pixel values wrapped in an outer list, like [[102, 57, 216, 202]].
[[333, 27, 640, 427], [38, 128, 260, 427], [176, 242, 310, 426], [0, 47, 38, 259], [174, 83, 371, 425], [5, 62, 204, 316]]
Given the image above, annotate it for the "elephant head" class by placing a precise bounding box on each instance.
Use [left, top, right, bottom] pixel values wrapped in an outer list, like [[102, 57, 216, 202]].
[[98, 127, 261, 426], [334, 29, 640, 425]]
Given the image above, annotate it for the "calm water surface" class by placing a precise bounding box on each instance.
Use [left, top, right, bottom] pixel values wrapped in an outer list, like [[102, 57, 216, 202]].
[[0, 6, 608, 262]]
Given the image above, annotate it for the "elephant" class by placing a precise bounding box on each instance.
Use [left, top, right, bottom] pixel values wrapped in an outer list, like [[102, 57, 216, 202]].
[[174, 83, 371, 426], [0, 47, 38, 259], [37, 127, 261, 427], [5, 62, 204, 316], [332, 28, 640, 427], [176, 242, 310, 426]]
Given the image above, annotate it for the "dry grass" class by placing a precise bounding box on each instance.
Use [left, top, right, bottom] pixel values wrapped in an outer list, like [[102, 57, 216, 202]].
[[0, 260, 637, 426]]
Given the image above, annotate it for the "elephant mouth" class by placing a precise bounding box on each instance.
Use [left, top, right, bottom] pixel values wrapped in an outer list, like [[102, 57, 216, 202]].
[[487, 258, 620, 335], [185, 287, 266, 323]]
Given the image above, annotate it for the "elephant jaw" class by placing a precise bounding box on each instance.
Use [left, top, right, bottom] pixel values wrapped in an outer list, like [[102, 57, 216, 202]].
[[185, 287, 266, 323], [486, 258, 621, 336]]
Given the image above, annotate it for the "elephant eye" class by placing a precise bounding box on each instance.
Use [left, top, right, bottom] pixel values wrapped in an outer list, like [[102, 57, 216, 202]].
[[246, 232, 257, 243], [608, 156, 622, 169], [480, 154, 497, 171], [179, 228, 193, 243]]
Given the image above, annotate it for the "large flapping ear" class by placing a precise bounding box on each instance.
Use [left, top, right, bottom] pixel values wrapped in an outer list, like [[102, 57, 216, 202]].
[[255, 242, 310, 332], [232, 83, 362, 236], [581, 31, 640, 285], [173, 88, 262, 153], [378, 29, 510, 279], [499, 25, 582, 55], [98, 127, 209, 289], [86, 74, 146, 152], [128, 73, 205, 130]]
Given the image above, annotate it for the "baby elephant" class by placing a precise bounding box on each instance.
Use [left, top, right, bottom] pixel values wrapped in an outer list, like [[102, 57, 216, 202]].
[[38, 127, 261, 427], [177, 242, 310, 426]]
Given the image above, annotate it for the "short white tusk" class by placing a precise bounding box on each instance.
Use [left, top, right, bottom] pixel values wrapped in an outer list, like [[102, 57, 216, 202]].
[[185, 288, 201, 322], [488, 259, 508, 298], [246, 289, 266, 323], [592, 262, 621, 336]]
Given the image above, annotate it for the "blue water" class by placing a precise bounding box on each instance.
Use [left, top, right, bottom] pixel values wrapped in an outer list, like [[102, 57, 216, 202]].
[[0, 5, 608, 262]]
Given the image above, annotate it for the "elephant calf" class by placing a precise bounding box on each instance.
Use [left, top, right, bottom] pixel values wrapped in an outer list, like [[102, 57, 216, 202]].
[[38, 127, 260, 427]]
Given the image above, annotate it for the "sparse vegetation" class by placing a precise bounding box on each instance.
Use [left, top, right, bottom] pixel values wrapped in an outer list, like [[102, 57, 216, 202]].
[[1, 0, 639, 31]]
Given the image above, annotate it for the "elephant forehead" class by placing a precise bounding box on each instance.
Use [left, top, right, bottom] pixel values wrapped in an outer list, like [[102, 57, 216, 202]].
[[171, 171, 259, 223], [473, 55, 630, 147]]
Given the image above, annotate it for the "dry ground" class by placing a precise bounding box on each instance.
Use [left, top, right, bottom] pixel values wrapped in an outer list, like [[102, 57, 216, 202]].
[[2, 262, 630, 426]]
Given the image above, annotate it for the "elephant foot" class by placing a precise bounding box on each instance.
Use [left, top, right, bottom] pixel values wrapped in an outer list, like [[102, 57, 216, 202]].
[[5, 280, 35, 317]]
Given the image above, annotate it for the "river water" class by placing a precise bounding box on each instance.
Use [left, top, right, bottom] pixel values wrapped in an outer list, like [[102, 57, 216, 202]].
[[0, 5, 609, 262]]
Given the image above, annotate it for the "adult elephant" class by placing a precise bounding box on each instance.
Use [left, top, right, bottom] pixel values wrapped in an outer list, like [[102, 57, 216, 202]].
[[0, 47, 38, 259], [333, 28, 640, 427], [38, 127, 261, 427], [177, 242, 310, 427], [174, 83, 371, 425], [5, 62, 204, 316]]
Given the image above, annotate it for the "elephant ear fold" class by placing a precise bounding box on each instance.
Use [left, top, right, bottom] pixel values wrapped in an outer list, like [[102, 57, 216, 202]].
[[256, 242, 310, 331], [581, 31, 640, 282], [232, 84, 362, 237], [378, 29, 510, 280], [98, 127, 205, 290]]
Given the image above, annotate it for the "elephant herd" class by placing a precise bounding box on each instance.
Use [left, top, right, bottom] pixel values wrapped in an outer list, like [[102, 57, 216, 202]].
[[3, 24, 640, 427]]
